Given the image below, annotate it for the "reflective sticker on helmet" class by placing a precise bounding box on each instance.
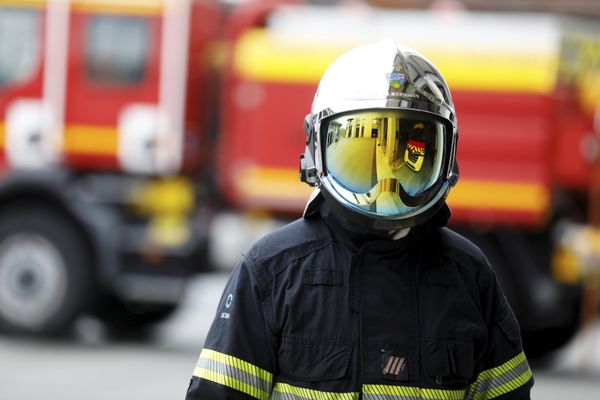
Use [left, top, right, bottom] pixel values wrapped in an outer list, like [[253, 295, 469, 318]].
[[386, 71, 406, 89]]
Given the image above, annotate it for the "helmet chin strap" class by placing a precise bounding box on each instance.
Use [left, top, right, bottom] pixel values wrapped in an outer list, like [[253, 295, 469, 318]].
[[389, 228, 411, 240], [302, 188, 323, 217]]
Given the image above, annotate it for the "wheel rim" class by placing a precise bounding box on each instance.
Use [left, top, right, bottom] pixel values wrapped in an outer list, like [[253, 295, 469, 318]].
[[0, 233, 68, 330]]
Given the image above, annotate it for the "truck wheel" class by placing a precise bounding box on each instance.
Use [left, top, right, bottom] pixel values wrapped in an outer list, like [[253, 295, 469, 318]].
[[0, 206, 93, 335]]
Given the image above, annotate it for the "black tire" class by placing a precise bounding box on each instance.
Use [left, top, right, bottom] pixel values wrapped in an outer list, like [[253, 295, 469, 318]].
[[0, 204, 94, 335]]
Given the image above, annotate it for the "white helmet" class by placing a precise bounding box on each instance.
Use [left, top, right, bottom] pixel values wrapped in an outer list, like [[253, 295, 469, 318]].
[[300, 39, 459, 232]]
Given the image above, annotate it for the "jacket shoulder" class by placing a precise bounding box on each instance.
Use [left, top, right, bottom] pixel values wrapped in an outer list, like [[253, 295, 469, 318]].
[[436, 227, 493, 275], [435, 227, 499, 301], [245, 217, 331, 284]]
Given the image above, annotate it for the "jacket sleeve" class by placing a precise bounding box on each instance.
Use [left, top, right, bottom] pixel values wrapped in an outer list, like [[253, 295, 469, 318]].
[[464, 267, 534, 400], [186, 257, 276, 400]]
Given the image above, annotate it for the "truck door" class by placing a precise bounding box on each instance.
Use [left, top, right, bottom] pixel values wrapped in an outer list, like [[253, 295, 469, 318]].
[[0, 2, 49, 170], [63, 1, 193, 175], [64, 2, 162, 172]]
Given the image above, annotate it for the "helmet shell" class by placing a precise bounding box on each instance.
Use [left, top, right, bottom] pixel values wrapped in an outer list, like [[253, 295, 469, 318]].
[[301, 39, 459, 232]]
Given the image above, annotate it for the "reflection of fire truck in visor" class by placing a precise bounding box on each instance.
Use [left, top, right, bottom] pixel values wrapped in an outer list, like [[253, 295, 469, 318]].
[[0, 0, 219, 335]]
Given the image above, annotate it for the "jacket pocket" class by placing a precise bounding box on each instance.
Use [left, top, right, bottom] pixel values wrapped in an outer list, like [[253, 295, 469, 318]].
[[422, 337, 474, 387], [279, 337, 352, 381]]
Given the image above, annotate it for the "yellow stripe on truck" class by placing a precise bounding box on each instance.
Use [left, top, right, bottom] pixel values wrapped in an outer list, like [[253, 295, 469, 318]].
[[447, 180, 550, 215], [0, 124, 117, 156], [234, 165, 549, 215], [63, 125, 118, 155], [234, 29, 348, 84], [234, 28, 559, 94], [0, 0, 163, 14], [235, 165, 314, 204], [71, 0, 163, 15], [0, 0, 45, 8]]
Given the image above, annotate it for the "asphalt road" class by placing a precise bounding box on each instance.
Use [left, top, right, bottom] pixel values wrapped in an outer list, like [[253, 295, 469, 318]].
[[1, 272, 599, 400]]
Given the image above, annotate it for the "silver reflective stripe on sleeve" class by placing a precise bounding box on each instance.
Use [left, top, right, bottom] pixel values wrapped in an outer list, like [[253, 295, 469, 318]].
[[193, 348, 273, 400], [363, 384, 465, 400], [464, 351, 533, 400], [271, 382, 360, 400]]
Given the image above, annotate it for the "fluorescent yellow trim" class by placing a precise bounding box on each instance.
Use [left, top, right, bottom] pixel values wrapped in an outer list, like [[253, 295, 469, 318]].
[[63, 125, 118, 155], [0, 123, 4, 148], [234, 28, 558, 94], [71, 0, 163, 15], [466, 352, 532, 400], [476, 351, 527, 381], [235, 165, 314, 203], [194, 349, 272, 400], [363, 384, 464, 399], [199, 348, 273, 383], [447, 180, 549, 214], [484, 369, 533, 400], [194, 368, 270, 400], [274, 382, 359, 400]]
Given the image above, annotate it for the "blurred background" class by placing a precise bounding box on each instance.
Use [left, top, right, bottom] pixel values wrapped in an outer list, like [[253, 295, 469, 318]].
[[0, 0, 600, 398]]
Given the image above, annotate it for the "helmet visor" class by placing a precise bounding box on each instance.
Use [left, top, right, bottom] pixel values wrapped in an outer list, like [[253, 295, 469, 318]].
[[322, 109, 447, 217]]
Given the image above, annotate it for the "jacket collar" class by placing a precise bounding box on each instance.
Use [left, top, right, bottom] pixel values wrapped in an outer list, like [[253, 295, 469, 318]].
[[305, 192, 451, 252]]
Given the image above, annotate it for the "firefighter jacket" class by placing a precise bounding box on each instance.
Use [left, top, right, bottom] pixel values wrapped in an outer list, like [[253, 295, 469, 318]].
[[186, 205, 533, 400]]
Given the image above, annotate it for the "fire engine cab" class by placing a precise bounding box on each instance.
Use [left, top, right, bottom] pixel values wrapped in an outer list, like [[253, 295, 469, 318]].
[[0, 0, 219, 335]]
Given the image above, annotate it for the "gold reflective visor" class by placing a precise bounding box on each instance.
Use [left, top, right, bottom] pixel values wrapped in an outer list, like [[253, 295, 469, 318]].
[[322, 110, 446, 216]]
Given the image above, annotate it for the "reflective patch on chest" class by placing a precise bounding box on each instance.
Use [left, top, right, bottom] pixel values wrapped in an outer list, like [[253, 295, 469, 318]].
[[381, 350, 409, 381]]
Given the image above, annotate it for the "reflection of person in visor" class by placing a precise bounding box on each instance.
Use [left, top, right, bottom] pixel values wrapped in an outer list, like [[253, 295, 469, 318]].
[[186, 40, 533, 400], [404, 122, 428, 172]]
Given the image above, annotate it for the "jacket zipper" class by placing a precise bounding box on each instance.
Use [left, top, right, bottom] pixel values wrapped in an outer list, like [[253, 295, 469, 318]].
[[411, 242, 424, 387]]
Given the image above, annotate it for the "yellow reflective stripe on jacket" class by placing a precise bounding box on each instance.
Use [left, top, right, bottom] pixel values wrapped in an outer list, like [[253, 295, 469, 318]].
[[272, 382, 359, 400], [465, 351, 532, 400], [363, 384, 465, 399], [193, 348, 273, 400]]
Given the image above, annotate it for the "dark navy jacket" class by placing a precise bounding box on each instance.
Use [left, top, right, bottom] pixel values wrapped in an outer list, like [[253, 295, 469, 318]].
[[186, 205, 533, 399]]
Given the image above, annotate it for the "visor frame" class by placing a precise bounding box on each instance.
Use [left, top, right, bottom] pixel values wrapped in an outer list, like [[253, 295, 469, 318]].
[[316, 108, 454, 221]]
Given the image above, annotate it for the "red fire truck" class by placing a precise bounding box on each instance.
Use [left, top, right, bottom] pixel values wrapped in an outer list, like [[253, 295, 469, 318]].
[[0, 0, 599, 357], [0, 0, 220, 335]]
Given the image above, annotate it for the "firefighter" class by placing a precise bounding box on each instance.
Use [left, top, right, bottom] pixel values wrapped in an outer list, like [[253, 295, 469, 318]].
[[186, 39, 533, 400]]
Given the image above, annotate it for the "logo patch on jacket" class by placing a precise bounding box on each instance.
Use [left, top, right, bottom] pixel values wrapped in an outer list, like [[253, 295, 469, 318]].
[[381, 351, 408, 381], [221, 293, 234, 319]]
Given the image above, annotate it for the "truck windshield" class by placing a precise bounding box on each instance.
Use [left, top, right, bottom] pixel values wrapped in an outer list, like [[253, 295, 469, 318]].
[[0, 8, 40, 87], [86, 15, 149, 84]]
